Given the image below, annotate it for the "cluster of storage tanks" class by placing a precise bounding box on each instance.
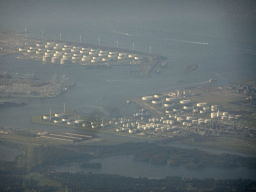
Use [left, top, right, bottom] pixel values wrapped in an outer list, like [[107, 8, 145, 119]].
[[42, 112, 84, 126], [141, 94, 242, 130], [19, 41, 143, 65]]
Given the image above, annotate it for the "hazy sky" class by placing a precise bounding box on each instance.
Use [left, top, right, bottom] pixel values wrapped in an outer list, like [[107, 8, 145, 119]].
[[0, 0, 255, 41]]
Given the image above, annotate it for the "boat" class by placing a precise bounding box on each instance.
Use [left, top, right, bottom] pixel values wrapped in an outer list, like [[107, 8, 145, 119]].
[[185, 64, 198, 73]]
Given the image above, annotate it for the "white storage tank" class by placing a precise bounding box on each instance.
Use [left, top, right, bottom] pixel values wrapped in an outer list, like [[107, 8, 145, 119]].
[[183, 106, 193, 110], [27, 49, 36, 53], [19, 48, 27, 52], [128, 54, 137, 58], [102, 58, 111, 62], [205, 119, 211, 124], [152, 100, 162, 104], [43, 56, 51, 62], [81, 57, 91, 62], [60, 58, 70, 65], [221, 116, 228, 120], [142, 96, 153, 101], [165, 97, 176, 102], [99, 53, 108, 57], [192, 120, 198, 124], [197, 102, 207, 107], [56, 43, 64, 47], [51, 57, 60, 63], [62, 47, 71, 51], [154, 94, 164, 99], [134, 56, 143, 60], [180, 100, 190, 104], [186, 116, 195, 120]]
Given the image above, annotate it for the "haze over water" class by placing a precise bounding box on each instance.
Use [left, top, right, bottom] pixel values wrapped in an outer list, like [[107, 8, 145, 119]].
[[0, 0, 256, 179]]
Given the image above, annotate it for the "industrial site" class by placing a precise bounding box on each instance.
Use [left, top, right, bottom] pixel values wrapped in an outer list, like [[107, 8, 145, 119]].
[[17, 39, 168, 77]]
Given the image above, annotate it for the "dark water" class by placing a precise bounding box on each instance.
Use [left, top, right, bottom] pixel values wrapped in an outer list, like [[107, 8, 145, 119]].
[[54, 155, 256, 180]]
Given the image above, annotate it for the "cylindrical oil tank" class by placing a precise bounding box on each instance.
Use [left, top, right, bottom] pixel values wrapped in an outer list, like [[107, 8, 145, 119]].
[[192, 120, 198, 124], [72, 56, 81, 60], [92, 56, 100, 60], [71, 49, 79, 53], [142, 96, 153, 101], [56, 43, 64, 47], [53, 46, 62, 50], [99, 53, 108, 57], [60, 58, 70, 64], [223, 112, 229, 116], [197, 102, 207, 107], [165, 110, 173, 114], [27, 49, 36, 53], [152, 100, 162, 104], [109, 51, 117, 55], [90, 48, 99, 52], [55, 113, 64, 117], [119, 52, 128, 56], [81, 57, 91, 62], [91, 59, 100, 63], [45, 52, 53, 56], [19, 48, 27, 52], [154, 94, 164, 99], [118, 56, 126, 59], [134, 56, 143, 60], [89, 51, 98, 55], [221, 116, 228, 120], [203, 106, 210, 111], [205, 119, 211, 124], [67, 121, 76, 125], [42, 56, 51, 62], [51, 57, 60, 63], [42, 115, 50, 120], [183, 106, 193, 110], [47, 42, 55, 46], [164, 103, 175, 108], [128, 54, 137, 58], [36, 50, 44, 54], [62, 47, 71, 51], [63, 55, 71, 59], [108, 54, 117, 58], [166, 97, 176, 102], [36, 43, 44, 47], [73, 46, 81, 50], [180, 100, 191, 104], [211, 113, 217, 118], [80, 50, 89, 54], [102, 58, 111, 61], [62, 118, 71, 122], [54, 120, 62, 124], [186, 116, 195, 120]]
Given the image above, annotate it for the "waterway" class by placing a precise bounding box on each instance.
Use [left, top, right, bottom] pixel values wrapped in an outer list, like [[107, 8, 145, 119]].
[[0, 23, 256, 179], [54, 155, 256, 180]]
